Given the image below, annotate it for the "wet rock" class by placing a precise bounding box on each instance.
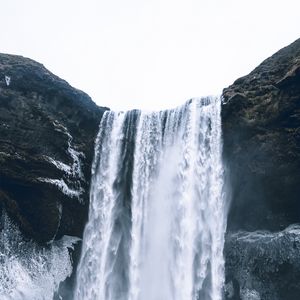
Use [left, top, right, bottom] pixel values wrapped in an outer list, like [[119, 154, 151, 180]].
[[222, 37, 300, 232], [225, 225, 300, 300], [222, 38, 300, 299], [0, 53, 108, 243]]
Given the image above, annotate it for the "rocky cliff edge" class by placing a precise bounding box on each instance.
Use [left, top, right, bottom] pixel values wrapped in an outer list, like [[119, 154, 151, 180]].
[[0, 54, 108, 243]]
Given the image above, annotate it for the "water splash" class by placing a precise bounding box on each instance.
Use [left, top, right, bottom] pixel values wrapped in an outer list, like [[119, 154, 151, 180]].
[[75, 97, 226, 300], [0, 213, 79, 300]]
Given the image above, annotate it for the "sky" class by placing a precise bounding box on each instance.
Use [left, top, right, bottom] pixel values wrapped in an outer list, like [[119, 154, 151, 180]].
[[0, 0, 300, 110]]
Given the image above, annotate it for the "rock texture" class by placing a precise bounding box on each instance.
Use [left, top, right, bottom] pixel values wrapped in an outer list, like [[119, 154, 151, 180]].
[[0, 54, 108, 243], [1, 38, 300, 299], [225, 226, 300, 300], [222, 38, 300, 299]]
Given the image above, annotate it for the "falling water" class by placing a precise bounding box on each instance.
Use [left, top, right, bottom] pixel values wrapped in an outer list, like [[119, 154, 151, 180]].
[[75, 97, 226, 300]]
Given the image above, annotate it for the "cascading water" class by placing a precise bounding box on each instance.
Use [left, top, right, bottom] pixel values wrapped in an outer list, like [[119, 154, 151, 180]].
[[75, 97, 226, 300]]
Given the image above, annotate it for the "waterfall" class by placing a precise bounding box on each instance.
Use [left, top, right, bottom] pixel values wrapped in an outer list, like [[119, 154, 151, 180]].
[[75, 97, 226, 300]]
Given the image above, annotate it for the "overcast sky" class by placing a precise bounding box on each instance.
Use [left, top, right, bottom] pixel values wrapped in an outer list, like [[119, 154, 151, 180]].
[[1, 0, 300, 110]]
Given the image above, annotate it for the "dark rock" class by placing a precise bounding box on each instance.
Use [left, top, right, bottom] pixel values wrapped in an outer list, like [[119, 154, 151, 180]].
[[222, 38, 300, 232], [222, 38, 300, 299], [2, 37, 300, 298], [225, 226, 300, 300], [0, 53, 108, 243]]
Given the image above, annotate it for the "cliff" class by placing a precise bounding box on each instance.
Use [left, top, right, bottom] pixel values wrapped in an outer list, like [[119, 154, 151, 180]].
[[222, 38, 300, 299], [1, 37, 300, 299], [0, 54, 108, 243]]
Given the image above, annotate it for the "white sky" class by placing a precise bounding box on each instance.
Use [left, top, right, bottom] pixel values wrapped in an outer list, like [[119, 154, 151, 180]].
[[0, 0, 300, 110]]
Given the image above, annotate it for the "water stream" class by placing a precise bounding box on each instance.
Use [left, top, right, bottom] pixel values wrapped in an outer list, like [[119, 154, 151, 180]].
[[75, 97, 226, 300]]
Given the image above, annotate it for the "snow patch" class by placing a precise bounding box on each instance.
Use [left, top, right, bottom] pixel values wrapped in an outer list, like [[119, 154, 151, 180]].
[[43, 156, 72, 175], [52, 120, 84, 179], [68, 145, 84, 179], [5, 75, 11, 86], [38, 178, 82, 199], [42, 120, 86, 203]]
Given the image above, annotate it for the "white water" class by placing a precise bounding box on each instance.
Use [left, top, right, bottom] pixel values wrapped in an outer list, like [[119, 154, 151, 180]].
[[0, 213, 79, 300], [75, 97, 226, 300]]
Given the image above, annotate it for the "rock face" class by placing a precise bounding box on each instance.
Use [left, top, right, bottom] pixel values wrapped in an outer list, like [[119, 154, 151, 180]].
[[225, 226, 300, 300], [0, 54, 108, 243], [222, 38, 300, 299], [1, 38, 300, 299]]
